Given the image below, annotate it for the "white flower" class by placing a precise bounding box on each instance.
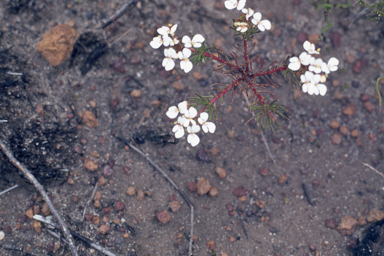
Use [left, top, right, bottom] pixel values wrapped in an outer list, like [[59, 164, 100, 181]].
[[321, 57, 339, 74], [224, 0, 246, 10], [251, 12, 271, 32], [170, 37, 179, 46], [288, 52, 311, 71], [183, 107, 197, 127], [150, 35, 172, 49], [242, 8, 254, 20], [307, 74, 327, 96], [235, 22, 249, 33], [157, 24, 178, 36], [187, 124, 201, 147], [308, 58, 324, 74], [172, 116, 186, 138], [179, 48, 193, 73], [182, 34, 205, 48], [303, 41, 320, 55], [166, 101, 188, 119], [162, 48, 177, 71], [198, 112, 216, 133], [300, 71, 314, 94]]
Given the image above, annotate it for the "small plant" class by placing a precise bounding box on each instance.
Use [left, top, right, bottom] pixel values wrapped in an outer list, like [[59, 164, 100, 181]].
[[150, 0, 339, 147]]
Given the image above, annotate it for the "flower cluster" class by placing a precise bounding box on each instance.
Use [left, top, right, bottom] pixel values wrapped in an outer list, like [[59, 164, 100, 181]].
[[150, 24, 205, 73], [166, 101, 216, 147], [288, 41, 339, 96], [225, 0, 271, 33]]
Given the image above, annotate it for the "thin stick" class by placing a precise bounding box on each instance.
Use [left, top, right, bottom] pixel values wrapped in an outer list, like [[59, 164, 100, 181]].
[[0, 139, 78, 256], [242, 91, 276, 166], [362, 163, 384, 179], [99, 0, 139, 29], [82, 182, 98, 220], [34, 215, 117, 256], [0, 184, 18, 196], [115, 136, 195, 256]]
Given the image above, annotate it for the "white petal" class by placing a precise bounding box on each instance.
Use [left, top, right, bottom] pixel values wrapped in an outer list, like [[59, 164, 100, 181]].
[[202, 124, 208, 133], [166, 106, 178, 119], [252, 12, 262, 22], [164, 59, 175, 71], [170, 24, 178, 34], [299, 52, 310, 65], [188, 107, 197, 118], [224, 0, 236, 9], [302, 84, 308, 93], [303, 41, 311, 52], [318, 84, 327, 96], [182, 36, 192, 48], [178, 101, 188, 114], [193, 34, 205, 43], [206, 122, 216, 133], [150, 37, 162, 49], [182, 48, 192, 58], [162, 35, 171, 47], [321, 62, 330, 74], [193, 42, 202, 48], [183, 61, 193, 73], [307, 85, 315, 95], [157, 26, 169, 35], [187, 134, 200, 147], [259, 20, 271, 31], [288, 62, 300, 71], [237, 0, 246, 10], [174, 128, 184, 138], [304, 71, 314, 81], [199, 112, 209, 122], [192, 124, 201, 133]]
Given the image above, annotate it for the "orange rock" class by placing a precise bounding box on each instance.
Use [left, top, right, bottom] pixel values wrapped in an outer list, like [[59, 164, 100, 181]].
[[157, 211, 171, 224], [209, 187, 219, 198], [337, 216, 357, 236], [366, 209, 384, 222], [33, 220, 42, 233], [215, 167, 227, 179], [99, 224, 110, 235], [84, 158, 98, 171], [197, 177, 211, 195], [36, 24, 79, 66], [342, 103, 356, 116], [82, 111, 99, 128], [207, 240, 215, 251], [169, 200, 181, 212]]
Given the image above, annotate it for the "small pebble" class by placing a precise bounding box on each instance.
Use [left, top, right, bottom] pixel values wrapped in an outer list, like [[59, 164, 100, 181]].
[[330, 32, 342, 47], [157, 211, 171, 224], [215, 167, 227, 179], [126, 186, 136, 196], [232, 186, 249, 197], [366, 209, 384, 222], [169, 200, 181, 212], [71, 195, 79, 203], [115, 201, 125, 212], [208, 147, 220, 156], [0, 231, 5, 241], [343, 103, 356, 116], [173, 81, 183, 91], [42, 203, 52, 216], [352, 59, 367, 74], [195, 149, 210, 162], [364, 101, 374, 113], [209, 187, 219, 198], [351, 130, 359, 137], [92, 216, 101, 224], [26, 208, 34, 219], [207, 240, 215, 251], [330, 120, 340, 129], [337, 216, 358, 236], [332, 133, 342, 145], [229, 236, 236, 242], [136, 189, 145, 201], [98, 176, 107, 187], [102, 207, 112, 215], [99, 225, 110, 235], [130, 89, 142, 98], [94, 200, 101, 208], [255, 200, 266, 209], [227, 130, 235, 138], [197, 178, 211, 195], [325, 219, 337, 229], [278, 174, 288, 184], [260, 168, 268, 176], [358, 215, 367, 226], [345, 54, 356, 64], [339, 126, 349, 135], [84, 214, 92, 221], [192, 72, 204, 80], [187, 182, 197, 192], [33, 220, 42, 233]]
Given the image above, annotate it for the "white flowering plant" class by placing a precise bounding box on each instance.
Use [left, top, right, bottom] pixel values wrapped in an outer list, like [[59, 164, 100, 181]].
[[150, 0, 339, 147]]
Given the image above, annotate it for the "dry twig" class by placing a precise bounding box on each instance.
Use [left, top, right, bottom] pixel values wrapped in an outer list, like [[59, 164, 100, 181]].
[[34, 215, 116, 256], [0, 184, 18, 197], [362, 163, 384, 179], [0, 139, 79, 256], [99, 0, 139, 29], [115, 136, 195, 256]]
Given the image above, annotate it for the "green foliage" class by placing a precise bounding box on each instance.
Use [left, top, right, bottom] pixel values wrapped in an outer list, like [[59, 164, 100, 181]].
[[190, 43, 210, 65], [358, 0, 384, 22], [376, 77, 383, 107], [248, 100, 288, 132], [189, 94, 218, 119]]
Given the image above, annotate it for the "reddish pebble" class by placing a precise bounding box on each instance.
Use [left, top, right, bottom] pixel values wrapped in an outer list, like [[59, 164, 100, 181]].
[[101, 207, 112, 215], [297, 32, 307, 44], [332, 133, 342, 145], [123, 166, 131, 175], [325, 219, 337, 229], [84, 214, 92, 221], [157, 211, 171, 224], [352, 59, 367, 74], [364, 101, 374, 113], [260, 168, 268, 176], [232, 186, 249, 197], [187, 181, 197, 192], [330, 32, 342, 47], [226, 204, 233, 212], [102, 165, 114, 176], [360, 94, 370, 102], [115, 201, 125, 212]]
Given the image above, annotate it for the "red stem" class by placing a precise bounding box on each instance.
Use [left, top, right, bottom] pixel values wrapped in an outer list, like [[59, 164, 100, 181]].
[[253, 66, 288, 78], [197, 77, 243, 115], [243, 39, 249, 72]]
